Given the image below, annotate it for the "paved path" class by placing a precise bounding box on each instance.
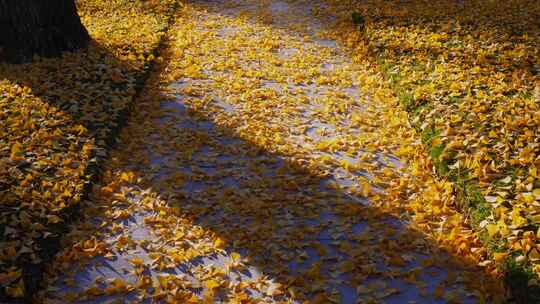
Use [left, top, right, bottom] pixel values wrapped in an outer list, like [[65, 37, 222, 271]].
[[40, 1, 495, 303]]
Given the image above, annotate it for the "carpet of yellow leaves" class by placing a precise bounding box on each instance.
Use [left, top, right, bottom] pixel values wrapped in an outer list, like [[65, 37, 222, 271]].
[[3, 0, 536, 301], [0, 0, 179, 299], [320, 0, 540, 294], [40, 0, 508, 302]]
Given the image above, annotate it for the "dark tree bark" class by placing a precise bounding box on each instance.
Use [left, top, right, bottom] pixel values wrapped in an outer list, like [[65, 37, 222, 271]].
[[0, 0, 89, 63]]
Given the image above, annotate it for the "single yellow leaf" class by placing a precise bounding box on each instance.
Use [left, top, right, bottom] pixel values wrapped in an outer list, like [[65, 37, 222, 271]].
[[522, 193, 535, 204], [129, 257, 145, 267], [6, 280, 24, 298], [214, 238, 225, 249], [433, 284, 444, 299], [485, 224, 498, 238], [120, 171, 135, 183], [493, 252, 508, 262], [230, 252, 241, 263], [529, 248, 540, 261], [204, 279, 220, 290], [531, 166, 538, 178], [10, 142, 23, 160]]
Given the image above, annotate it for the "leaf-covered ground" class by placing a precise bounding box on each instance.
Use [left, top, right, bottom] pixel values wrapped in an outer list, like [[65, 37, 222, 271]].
[[315, 0, 540, 299], [0, 0, 179, 300], [37, 0, 511, 303]]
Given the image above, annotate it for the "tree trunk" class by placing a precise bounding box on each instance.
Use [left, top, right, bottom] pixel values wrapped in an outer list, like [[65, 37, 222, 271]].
[[0, 0, 89, 63]]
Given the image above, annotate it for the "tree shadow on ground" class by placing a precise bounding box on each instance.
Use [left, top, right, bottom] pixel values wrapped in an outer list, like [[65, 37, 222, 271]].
[[40, 36, 506, 304], [142, 102, 504, 303], [2, 0, 514, 302]]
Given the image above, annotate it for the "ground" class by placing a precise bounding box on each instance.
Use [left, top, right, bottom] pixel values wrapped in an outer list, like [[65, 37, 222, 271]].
[[31, 1, 511, 303]]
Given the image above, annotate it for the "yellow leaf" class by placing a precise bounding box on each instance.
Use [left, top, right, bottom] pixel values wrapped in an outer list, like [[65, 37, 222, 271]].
[[433, 284, 444, 299], [157, 275, 171, 288], [129, 257, 145, 267], [10, 142, 23, 160], [105, 278, 127, 295], [230, 252, 241, 263], [511, 208, 527, 228], [85, 286, 104, 296], [388, 254, 406, 267], [493, 252, 508, 262], [356, 285, 371, 294], [110, 278, 127, 289], [204, 279, 220, 290], [47, 215, 62, 224], [485, 224, 498, 238], [311, 293, 329, 304], [214, 238, 225, 249], [6, 280, 24, 298], [531, 166, 538, 178], [74, 125, 87, 135], [120, 171, 135, 183], [522, 193, 535, 204], [529, 248, 540, 261]]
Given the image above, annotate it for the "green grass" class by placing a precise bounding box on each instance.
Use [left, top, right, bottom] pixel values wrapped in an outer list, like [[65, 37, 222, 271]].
[[462, 182, 491, 227], [431, 144, 450, 176], [397, 91, 416, 110], [421, 126, 439, 144]]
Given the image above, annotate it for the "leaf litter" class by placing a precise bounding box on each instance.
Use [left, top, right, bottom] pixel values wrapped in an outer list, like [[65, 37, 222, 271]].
[[318, 0, 540, 293], [38, 0, 509, 303]]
